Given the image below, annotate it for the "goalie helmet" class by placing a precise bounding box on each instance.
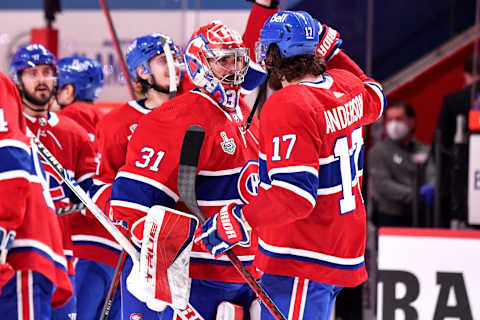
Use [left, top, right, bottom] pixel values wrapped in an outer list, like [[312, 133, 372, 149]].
[[254, 11, 320, 64], [184, 21, 250, 106], [57, 56, 104, 101], [125, 33, 179, 80], [9, 44, 57, 85]]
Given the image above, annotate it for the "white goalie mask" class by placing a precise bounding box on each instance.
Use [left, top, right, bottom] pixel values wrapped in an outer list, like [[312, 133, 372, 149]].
[[184, 21, 250, 109]]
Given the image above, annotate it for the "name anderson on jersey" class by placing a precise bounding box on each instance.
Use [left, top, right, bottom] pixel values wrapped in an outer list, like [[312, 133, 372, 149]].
[[325, 93, 363, 134]]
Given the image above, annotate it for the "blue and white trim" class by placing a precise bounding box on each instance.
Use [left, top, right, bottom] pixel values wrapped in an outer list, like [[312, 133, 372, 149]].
[[364, 81, 386, 121], [258, 238, 364, 270]]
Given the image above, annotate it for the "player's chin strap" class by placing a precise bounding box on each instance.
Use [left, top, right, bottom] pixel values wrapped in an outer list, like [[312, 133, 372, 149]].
[[146, 38, 178, 98], [161, 38, 177, 99]]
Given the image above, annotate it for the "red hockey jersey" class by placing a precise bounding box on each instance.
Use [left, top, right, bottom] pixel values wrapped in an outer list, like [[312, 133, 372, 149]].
[[85, 3, 276, 268], [242, 51, 386, 287], [0, 71, 72, 307], [24, 112, 96, 275], [111, 89, 261, 282], [59, 101, 106, 143]]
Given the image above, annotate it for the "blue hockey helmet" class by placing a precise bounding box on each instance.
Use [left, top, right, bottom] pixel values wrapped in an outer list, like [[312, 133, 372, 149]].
[[125, 33, 178, 80], [57, 56, 104, 101], [9, 44, 57, 84], [254, 11, 320, 64]]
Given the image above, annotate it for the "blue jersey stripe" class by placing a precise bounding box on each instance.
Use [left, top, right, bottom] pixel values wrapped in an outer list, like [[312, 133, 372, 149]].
[[270, 171, 318, 201], [196, 173, 240, 201], [0, 146, 33, 174], [259, 158, 271, 185], [111, 176, 175, 209]]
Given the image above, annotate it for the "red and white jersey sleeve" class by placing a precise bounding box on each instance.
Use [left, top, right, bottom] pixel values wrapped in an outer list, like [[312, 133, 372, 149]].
[[24, 112, 96, 274], [111, 90, 261, 283], [242, 69, 385, 287], [74, 100, 151, 267], [0, 72, 31, 231], [0, 71, 72, 306]]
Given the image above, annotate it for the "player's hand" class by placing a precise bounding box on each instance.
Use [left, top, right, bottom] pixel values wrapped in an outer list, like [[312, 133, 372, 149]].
[[196, 203, 251, 257], [316, 23, 343, 62]]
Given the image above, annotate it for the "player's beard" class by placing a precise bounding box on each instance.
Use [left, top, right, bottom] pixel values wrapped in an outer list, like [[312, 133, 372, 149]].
[[22, 84, 54, 110]]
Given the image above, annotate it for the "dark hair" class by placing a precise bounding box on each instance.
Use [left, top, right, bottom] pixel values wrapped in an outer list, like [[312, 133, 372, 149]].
[[387, 101, 416, 119], [265, 44, 326, 83], [464, 54, 480, 75]]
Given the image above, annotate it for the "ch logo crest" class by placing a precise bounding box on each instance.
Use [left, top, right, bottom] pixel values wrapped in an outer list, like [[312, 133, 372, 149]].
[[220, 131, 236, 155], [237, 160, 260, 204]]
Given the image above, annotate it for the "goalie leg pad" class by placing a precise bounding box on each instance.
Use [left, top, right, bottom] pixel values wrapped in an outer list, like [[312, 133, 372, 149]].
[[127, 205, 199, 311]]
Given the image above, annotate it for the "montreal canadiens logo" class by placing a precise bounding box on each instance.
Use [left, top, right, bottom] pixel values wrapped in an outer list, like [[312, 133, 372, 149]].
[[130, 313, 142, 320], [237, 160, 259, 204], [42, 162, 66, 201]]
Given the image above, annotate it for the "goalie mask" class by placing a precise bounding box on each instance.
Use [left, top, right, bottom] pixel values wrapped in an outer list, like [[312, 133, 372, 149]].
[[184, 22, 250, 109]]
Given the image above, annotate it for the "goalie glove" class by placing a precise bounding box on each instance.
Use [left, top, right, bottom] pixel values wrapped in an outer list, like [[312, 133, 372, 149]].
[[196, 203, 251, 257], [0, 226, 16, 293], [316, 23, 343, 62]]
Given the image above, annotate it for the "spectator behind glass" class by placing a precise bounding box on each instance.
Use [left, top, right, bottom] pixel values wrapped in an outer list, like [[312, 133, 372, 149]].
[[368, 102, 435, 227], [434, 54, 480, 227]]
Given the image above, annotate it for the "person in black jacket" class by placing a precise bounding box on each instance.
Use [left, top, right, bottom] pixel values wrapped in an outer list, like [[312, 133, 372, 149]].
[[435, 54, 479, 227]]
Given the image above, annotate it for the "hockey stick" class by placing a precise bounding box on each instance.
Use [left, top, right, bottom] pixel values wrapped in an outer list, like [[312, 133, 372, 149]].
[[99, 249, 127, 320], [33, 136, 139, 262], [245, 72, 269, 130], [99, 0, 135, 99], [178, 125, 286, 320], [56, 202, 86, 216]]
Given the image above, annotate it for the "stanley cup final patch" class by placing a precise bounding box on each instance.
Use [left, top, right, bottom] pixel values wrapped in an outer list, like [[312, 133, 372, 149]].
[[220, 131, 236, 155]]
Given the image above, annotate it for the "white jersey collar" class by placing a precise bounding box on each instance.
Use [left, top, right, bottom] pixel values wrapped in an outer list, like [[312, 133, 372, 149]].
[[23, 111, 59, 127], [297, 73, 333, 90], [128, 100, 151, 115]]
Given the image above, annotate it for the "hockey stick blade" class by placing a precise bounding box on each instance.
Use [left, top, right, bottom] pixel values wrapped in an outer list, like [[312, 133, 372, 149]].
[[33, 137, 139, 262], [177, 125, 287, 320], [56, 203, 86, 216]]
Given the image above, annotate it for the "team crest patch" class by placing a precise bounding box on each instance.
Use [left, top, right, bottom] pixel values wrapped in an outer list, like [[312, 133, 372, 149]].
[[130, 313, 142, 320], [220, 131, 236, 155]]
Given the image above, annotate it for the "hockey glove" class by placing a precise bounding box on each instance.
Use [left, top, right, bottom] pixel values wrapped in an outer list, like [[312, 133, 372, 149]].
[[316, 23, 343, 62], [419, 184, 435, 208], [196, 203, 251, 257], [0, 227, 16, 293]]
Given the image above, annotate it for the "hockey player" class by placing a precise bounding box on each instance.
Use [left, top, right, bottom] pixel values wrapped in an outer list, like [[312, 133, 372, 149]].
[[87, 2, 278, 319], [0, 70, 72, 318], [198, 11, 386, 320], [50, 55, 121, 320], [9, 44, 97, 320], [110, 22, 262, 320], [54, 56, 105, 142]]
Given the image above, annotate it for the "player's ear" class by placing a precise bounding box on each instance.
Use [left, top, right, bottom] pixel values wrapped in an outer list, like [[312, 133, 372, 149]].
[[57, 84, 75, 105], [136, 66, 150, 81]]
